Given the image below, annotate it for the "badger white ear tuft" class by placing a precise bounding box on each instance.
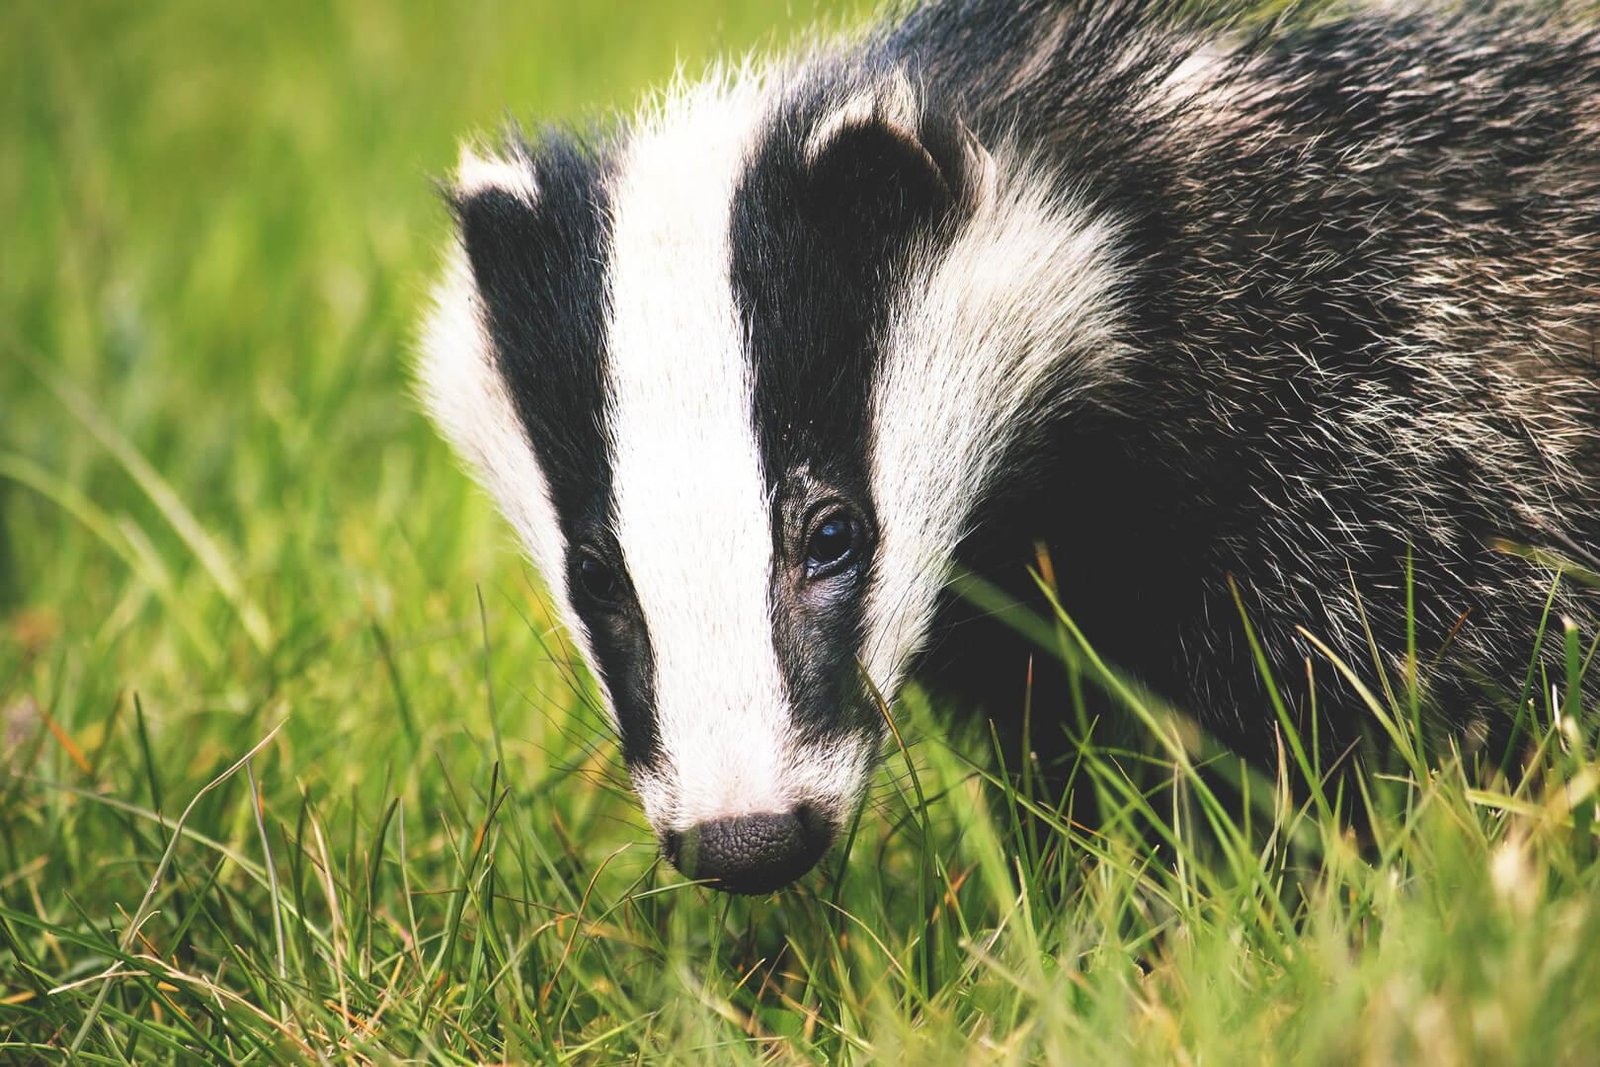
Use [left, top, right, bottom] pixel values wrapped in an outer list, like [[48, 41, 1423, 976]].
[[804, 68, 926, 169], [454, 141, 539, 206]]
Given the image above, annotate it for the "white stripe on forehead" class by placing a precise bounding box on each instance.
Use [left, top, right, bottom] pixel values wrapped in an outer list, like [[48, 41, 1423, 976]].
[[863, 152, 1128, 696], [604, 74, 797, 827]]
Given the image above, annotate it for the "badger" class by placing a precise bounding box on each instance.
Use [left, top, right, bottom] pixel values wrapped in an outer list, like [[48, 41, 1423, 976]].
[[417, 0, 1600, 893]]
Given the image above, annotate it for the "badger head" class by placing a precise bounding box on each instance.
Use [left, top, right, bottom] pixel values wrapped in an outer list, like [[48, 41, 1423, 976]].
[[418, 68, 1124, 893]]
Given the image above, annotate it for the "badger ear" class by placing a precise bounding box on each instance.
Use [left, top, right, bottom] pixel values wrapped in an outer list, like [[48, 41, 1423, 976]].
[[800, 71, 990, 243], [447, 142, 543, 286]]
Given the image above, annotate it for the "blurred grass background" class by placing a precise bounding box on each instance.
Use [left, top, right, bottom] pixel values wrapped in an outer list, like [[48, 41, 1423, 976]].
[[6, 0, 1600, 1063]]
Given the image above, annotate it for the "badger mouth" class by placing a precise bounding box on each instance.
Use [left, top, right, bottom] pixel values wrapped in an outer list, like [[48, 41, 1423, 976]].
[[660, 805, 836, 895]]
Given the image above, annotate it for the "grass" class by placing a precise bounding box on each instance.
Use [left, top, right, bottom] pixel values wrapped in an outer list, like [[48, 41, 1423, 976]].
[[4, 0, 1600, 1062]]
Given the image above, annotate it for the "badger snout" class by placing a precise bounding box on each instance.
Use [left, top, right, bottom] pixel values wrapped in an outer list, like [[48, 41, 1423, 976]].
[[661, 805, 834, 894]]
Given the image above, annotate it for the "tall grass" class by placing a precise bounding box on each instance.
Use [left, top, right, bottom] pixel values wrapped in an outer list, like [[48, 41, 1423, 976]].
[[4, 0, 1600, 1062]]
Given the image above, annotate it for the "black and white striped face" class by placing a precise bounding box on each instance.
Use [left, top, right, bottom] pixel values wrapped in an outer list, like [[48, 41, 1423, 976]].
[[419, 70, 1125, 893]]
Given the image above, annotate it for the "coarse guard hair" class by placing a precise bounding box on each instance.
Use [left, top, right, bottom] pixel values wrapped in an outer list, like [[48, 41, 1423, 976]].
[[418, 0, 1600, 894]]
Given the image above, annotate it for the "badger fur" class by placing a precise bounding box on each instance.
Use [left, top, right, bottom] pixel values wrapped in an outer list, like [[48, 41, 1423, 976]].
[[418, 0, 1600, 893]]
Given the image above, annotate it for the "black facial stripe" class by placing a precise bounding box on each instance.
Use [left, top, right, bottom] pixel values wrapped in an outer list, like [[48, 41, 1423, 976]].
[[731, 83, 973, 737], [455, 135, 660, 769], [731, 99, 880, 737], [733, 105, 879, 490]]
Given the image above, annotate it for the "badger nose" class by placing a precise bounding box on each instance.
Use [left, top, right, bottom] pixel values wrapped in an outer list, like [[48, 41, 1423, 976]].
[[663, 808, 832, 894]]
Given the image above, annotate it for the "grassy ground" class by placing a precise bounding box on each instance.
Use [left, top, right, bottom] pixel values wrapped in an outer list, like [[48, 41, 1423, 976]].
[[5, 0, 1600, 1062]]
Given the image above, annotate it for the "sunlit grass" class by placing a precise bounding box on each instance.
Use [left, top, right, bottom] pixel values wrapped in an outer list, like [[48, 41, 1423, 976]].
[[5, 0, 1600, 1062]]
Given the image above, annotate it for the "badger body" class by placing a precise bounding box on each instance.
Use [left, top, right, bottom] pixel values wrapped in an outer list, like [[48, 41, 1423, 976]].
[[420, 0, 1600, 892]]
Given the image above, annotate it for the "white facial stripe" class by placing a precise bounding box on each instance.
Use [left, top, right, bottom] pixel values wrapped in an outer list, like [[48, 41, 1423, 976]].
[[632, 732, 873, 836], [864, 152, 1128, 694], [415, 247, 609, 708], [604, 77, 819, 830]]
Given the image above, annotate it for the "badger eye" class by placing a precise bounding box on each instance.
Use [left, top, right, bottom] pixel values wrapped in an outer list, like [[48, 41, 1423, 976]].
[[575, 553, 623, 606], [803, 509, 861, 579]]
